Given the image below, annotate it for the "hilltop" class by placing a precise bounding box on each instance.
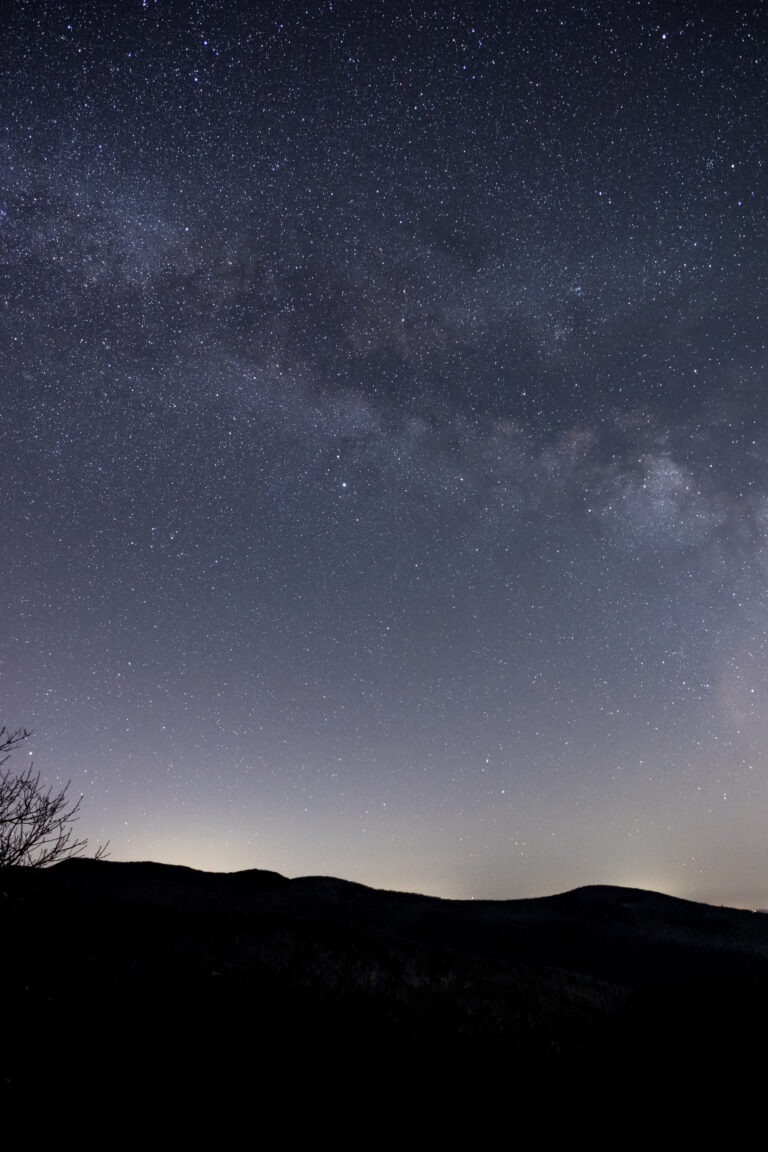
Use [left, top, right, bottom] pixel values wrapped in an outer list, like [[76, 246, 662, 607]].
[[4, 859, 767, 1128]]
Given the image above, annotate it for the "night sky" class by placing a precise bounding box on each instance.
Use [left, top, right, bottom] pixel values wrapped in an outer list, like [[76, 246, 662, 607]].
[[2, 1, 767, 905]]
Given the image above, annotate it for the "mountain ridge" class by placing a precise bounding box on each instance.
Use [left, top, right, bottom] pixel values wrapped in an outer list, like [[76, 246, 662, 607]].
[[4, 856, 768, 1110]]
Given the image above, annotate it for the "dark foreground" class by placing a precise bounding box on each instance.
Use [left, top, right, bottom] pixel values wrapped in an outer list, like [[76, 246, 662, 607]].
[[3, 859, 767, 1132]]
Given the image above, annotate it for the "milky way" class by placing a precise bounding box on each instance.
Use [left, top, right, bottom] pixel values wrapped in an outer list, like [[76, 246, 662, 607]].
[[2, 1, 768, 903]]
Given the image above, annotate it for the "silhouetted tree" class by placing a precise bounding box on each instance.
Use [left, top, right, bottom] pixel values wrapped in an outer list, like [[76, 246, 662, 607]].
[[0, 727, 108, 867]]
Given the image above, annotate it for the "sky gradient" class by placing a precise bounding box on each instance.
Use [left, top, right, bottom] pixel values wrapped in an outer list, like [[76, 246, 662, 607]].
[[2, 1, 768, 905]]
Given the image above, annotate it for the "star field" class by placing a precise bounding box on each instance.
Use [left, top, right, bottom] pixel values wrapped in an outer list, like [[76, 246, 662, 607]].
[[2, 1, 768, 903]]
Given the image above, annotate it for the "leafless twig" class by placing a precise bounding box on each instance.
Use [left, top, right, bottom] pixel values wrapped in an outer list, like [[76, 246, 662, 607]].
[[0, 727, 109, 867]]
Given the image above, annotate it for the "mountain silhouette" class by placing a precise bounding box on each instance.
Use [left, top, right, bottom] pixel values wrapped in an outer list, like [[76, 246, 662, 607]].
[[4, 859, 767, 1132]]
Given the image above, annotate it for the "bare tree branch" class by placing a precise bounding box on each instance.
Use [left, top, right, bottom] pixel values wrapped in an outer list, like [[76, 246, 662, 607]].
[[0, 727, 109, 867]]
